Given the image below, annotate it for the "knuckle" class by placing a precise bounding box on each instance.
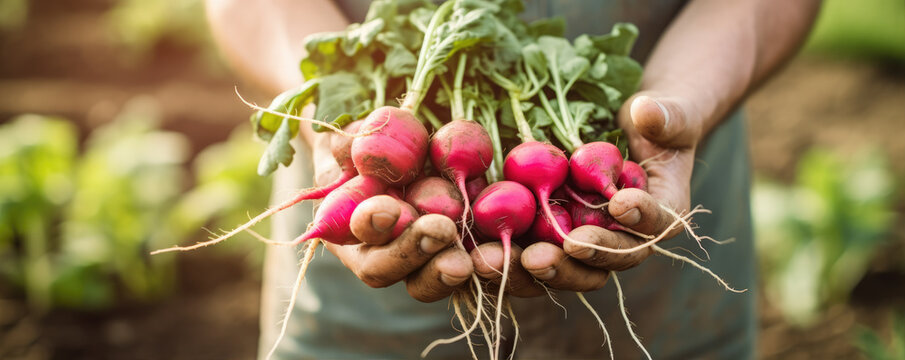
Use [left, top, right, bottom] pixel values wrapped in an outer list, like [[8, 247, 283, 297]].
[[357, 268, 392, 288]]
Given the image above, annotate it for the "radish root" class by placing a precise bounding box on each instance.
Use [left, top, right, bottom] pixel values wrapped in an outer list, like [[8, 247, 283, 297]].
[[420, 274, 487, 357], [577, 292, 613, 360], [451, 294, 479, 360], [151, 186, 345, 254], [564, 185, 609, 209], [560, 205, 710, 254], [265, 238, 320, 360], [492, 242, 512, 360], [652, 245, 747, 293], [612, 273, 651, 360], [235, 88, 390, 137], [506, 300, 520, 360]]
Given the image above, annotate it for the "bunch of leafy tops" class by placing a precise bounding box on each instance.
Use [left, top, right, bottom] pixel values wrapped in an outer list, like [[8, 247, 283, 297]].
[[252, 0, 642, 179]]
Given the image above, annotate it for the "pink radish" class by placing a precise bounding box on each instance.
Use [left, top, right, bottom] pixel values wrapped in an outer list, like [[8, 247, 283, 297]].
[[385, 187, 405, 200], [569, 141, 624, 200], [289, 175, 387, 245], [471, 180, 536, 357], [526, 203, 572, 247], [352, 107, 429, 186], [430, 119, 493, 233], [465, 176, 489, 201], [617, 160, 648, 191], [404, 176, 465, 220], [502, 141, 572, 249], [391, 198, 420, 238], [566, 192, 619, 229]]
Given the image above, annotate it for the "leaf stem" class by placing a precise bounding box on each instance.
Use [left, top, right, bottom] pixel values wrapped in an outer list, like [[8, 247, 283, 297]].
[[538, 93, 579, 151], [420, 105, 445, 131], [403, 0, 456, 112], [452, 53, 467, 120], [372, 69, 386, 108], [508, 91, 535, 142]]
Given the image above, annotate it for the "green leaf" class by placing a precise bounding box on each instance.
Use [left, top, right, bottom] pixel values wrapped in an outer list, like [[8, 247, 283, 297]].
[[257, 118, 295, 176], [342, 19, 385, 56], [408, 7, 434, 33], [250, 82, 318, 142], [527, 17, 565, 38], [522, 43, 548, 82], [574, 23, 639, 58], [537, 36, 589, 89], [313, 72, 371, 132], [384, 43, 418, 77], [601, 55, 642, 103], [526, 105, 552, 127]]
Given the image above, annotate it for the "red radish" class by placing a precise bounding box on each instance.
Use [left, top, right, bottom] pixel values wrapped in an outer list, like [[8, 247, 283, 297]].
[[471, 181, 536, 357], [617, 160, 648, 191], [385, 187, 405, 200], [526, 203, 572, 247], [503, 141, 572, 251], [430, 120, 492, 234], [569, 141, 624, 199], [564, 183, 607, 209], [472, 181, 536, 242], [566, 192, 619, 229], [290, 175, 387, 245], [352, 107, 429, 186], [404, 176, 465, 220], [391, 198, 420, 238], [465, 176, 488, 201]]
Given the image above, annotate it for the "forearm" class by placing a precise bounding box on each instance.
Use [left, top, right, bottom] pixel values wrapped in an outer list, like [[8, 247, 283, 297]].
[[642, 0, 820, 135], [205, 0, 351, 146]]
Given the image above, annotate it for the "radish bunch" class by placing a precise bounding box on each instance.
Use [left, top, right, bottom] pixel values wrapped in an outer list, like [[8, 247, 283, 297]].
[[154, 1, 744, 359]]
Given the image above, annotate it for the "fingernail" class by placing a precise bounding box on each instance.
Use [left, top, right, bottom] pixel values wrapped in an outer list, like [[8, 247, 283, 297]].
[[651, 97, 670, 130], [533, 267, 557, 281], [614, 208, 641, 226], [440, 273, 467, 287], [371, 212, 396, 232], [420, 236, 446, 254]]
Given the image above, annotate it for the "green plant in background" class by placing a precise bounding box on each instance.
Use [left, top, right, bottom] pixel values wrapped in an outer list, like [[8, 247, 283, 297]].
[[805, 0, 905, 62], [168, 126, 273, 264], [0, 98, 189, 310], [857, 312, 905, 360], [59, 97, 190, 307], [753, 148, 896, 325], [0, 114, 79, 310], [0, 96, 270, 311], [0, 0, 28, 31]]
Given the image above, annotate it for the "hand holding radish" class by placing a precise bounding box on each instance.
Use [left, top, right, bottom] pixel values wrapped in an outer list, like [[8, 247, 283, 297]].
[[518, 93, 703, 291], [310, 130, 475, 303]]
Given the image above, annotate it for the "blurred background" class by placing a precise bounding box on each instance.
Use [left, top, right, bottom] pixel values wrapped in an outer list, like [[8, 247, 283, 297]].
[[0, 0, 902, 359]]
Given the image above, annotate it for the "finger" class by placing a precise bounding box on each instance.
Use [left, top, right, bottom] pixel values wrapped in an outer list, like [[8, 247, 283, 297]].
[[350, 195, 401, 246], [521, 242, 610, 292], [352, 214, 458, 288], [405, 248, 474, 303], [629, 95, 700, 149], [608, 188, 683, 239], [471, 243, 545, 297], [563, 225, 652, 271]]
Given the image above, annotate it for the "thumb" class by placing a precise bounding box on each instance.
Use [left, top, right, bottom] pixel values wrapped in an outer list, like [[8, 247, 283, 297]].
[[629, 95, 700, 149]]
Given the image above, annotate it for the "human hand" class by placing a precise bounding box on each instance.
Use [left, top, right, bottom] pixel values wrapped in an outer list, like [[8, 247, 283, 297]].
[[310, 133, 474, 303], [510, 92, 704, 292]]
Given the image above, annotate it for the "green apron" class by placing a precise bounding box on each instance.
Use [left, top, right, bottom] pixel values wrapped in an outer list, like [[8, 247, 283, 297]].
[[260, 1, 757, 358]]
